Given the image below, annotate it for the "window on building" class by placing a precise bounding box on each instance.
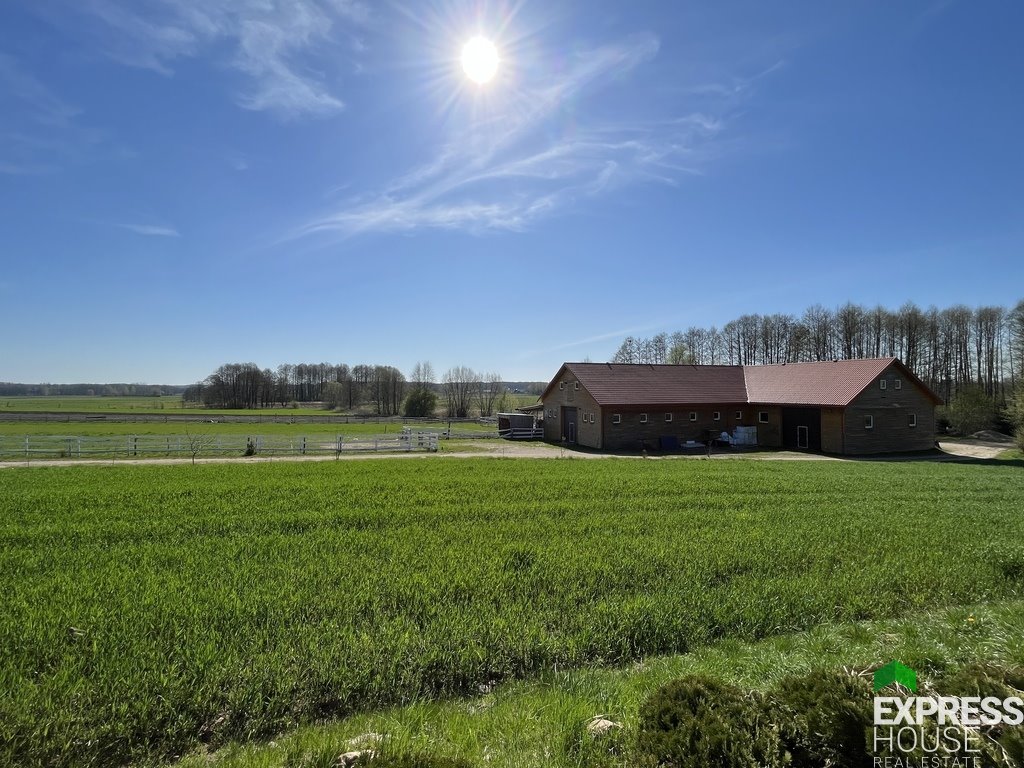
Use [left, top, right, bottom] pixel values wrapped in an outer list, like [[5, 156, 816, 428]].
[[908, 413, 917, 427], [574, 382, 580, 390], [640, 413, 648, 424], [689, 411, 697, 421], [895, 379, 902, 390], [880, 379, 887, 390], [759, 411, 769, 423], [559, 382, 564, 390], [612, 414, 621, 424], [713, 411, 721, 421], [590, 413, 595, 423], [865, 415, 874, 430], [665, 413, 672, 422], [736, 410, 743, 420]]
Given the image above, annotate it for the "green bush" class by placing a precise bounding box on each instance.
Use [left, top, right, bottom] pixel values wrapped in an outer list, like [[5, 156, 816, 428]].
[[403, 388, 437, 418], [944, 386, 998, 436], [636, 676, 785, 768], [770, 670, 874, 767], [936, 662, 1024, 699]]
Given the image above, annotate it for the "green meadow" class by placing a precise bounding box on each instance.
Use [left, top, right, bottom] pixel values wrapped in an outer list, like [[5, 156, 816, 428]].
[[1, 458, 1022, 766]]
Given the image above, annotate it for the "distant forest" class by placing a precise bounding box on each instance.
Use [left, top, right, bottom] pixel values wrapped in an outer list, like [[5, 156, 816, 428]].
[[0, 383, 183, 397], [611, 300, 1024, 408], [182, 362, 535, 417]]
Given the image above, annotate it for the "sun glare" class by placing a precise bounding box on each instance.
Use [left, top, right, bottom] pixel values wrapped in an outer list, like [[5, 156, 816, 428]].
[[461, 36, 499, 84]]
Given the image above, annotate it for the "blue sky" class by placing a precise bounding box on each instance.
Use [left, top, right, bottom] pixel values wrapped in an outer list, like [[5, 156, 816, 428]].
[[1, 1, 1022, 384]]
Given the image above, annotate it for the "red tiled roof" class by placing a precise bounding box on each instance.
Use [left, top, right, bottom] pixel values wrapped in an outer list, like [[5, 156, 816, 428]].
[[743, 358, 897, 407], [555, 363, 748, 406], [543, 358, 942, 408]]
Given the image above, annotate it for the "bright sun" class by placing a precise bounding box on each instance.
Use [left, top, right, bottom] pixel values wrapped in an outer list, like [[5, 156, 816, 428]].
[[461, 36, 499, 84]]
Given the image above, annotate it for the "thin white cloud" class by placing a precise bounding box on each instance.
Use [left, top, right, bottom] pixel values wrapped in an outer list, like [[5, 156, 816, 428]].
[[116, 222, 181, 237], [294, 33, 735, 238], [65, 0, 370, 118], [0, 55, 86, 173]]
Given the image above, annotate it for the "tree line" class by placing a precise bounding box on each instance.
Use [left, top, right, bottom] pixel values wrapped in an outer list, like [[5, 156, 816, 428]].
[[0, 383, 181, 397], [184, 361, 507, 418], [612, 300, 1024, 408]]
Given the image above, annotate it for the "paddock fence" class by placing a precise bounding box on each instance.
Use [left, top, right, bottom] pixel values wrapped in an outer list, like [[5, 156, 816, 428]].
[[0, 432, 442, 460]]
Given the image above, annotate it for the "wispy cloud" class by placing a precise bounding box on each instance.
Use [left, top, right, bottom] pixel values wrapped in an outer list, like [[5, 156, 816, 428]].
[[0, 55, 84, 174], [294, 33, 736, 238], [62, 0, 370, 118], [115, 222, 181, 237]]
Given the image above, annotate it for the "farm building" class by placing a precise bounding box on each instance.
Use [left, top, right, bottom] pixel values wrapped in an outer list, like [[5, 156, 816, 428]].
[[539, 358, 942, 455]]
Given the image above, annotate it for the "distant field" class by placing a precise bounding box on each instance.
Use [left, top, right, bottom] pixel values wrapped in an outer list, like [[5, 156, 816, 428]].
[[0, 394, 540, 415], [1, 458, 1022, 766], [0, 396, 337, 416], [0, 420, 494, 438]]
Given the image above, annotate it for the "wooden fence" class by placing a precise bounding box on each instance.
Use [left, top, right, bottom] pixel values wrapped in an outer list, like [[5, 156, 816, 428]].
[[0, 432, 440, 460]]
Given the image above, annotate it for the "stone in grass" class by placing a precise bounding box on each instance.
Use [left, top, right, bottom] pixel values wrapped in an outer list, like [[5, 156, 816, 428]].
[[586, 717, 622, 736]]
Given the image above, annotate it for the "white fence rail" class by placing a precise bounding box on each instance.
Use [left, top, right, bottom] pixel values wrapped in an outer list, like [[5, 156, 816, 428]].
[[498, 427, 544, 440], [0, 432, 439, 460]]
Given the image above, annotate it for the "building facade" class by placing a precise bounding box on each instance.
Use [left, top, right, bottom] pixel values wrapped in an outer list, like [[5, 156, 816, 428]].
[[539, 358, 941, 455]]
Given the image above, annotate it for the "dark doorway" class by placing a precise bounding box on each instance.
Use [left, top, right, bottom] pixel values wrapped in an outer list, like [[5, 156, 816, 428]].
[[782, 407, 821, 450], [561, 406, 578, 444]]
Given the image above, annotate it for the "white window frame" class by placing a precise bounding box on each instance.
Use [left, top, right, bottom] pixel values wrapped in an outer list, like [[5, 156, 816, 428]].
[[735, 410, 743, 420], [759, 411, 769, 423], [640, 413, 648, 424], [590, 413, 595, 424], [574, 382, 580, 390], [908, 413, 917, 428], [689, 411, 697, 422], [895, 379, 902, 390], [559, 382, 565, 390], [880, 379, 887, 390], [665, 413, 673, 423], [713, 411, 721, 421], [612, 414, 621, 424], [865, 415, 874, 430]]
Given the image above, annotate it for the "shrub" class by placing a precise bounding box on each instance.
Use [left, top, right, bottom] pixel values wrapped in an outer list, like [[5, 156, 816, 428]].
[[936, 663, 1024, 700], [403, 388, 437, 418], [770, 669, 874, 768], [944, 386, 998, 436], [636, 676, 785, 768]]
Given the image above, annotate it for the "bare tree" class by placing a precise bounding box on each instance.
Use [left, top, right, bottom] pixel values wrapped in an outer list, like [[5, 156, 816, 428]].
[[476, 372, 502, 417], [183, 425, 215, 465], [442, 366, 477, 418]]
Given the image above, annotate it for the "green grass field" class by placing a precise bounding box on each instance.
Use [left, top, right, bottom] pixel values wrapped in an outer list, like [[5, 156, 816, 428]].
[[178, 600, 1024, 768], [1, 458, 1022, 767], [0, 396, 329, 415], [0, 394, 539, 416], [0, 420, 495, 438]]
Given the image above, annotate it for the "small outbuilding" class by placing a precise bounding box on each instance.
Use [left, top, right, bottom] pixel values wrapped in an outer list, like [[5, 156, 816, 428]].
[[538, 358, 942, 455], [497, 411, 543, 439]]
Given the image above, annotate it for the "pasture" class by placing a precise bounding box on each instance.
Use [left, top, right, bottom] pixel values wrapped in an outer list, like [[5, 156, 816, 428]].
[[0, 396, 326, 415], [1, 458, 1022, 767]]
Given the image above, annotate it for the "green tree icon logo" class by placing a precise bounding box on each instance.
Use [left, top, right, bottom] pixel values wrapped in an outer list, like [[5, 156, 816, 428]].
[[874, 660, 917, 693]]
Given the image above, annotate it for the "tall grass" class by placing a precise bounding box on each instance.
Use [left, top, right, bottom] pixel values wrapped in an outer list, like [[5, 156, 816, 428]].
[[1, 459, 1022, 766]]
